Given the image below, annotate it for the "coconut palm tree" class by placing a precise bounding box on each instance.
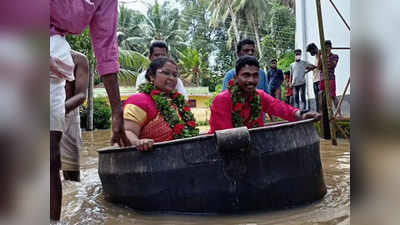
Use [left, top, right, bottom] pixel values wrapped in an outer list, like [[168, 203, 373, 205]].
[[208, 0, 241, 49], [177, 47, 209, 86], [261, 1, 295, 62], [279, 0, 295, 12], [117, 5, 146, 53], [232, 0, 270, 60], [116, 5, 152, 86], [119, 1, 185, 60], [118, 48, 150, 86], [208, 0, 270, 56]]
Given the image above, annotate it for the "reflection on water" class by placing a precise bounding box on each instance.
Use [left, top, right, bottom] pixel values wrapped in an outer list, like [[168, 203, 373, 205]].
[[54, 129, 350, 225]]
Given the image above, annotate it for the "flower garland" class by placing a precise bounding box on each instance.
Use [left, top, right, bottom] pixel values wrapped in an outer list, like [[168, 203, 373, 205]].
[[228, 80, 262, 128], [138, 83, 199, 139]]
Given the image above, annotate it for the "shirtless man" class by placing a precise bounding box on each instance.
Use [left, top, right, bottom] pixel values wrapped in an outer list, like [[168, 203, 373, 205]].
[[61, 50, 89, 182]]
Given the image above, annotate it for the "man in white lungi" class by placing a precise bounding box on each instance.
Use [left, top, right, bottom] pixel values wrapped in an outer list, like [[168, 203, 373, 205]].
[[50, 0, 130, 220]]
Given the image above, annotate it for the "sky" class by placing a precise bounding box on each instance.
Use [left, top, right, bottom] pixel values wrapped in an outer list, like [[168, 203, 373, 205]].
[[120, 0, 180, 14]]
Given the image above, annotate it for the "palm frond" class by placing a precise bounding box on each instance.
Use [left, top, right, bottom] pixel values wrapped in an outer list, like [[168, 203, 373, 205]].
[[119, 48, 150, 71], [118, 68, 138, 86]]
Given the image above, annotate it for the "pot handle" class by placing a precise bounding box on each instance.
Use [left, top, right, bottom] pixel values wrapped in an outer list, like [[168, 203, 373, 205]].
[[215, 127, 250, 152]]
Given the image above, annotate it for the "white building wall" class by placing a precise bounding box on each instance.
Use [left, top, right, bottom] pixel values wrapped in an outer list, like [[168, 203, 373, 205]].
[[295, 0, 350, 101]]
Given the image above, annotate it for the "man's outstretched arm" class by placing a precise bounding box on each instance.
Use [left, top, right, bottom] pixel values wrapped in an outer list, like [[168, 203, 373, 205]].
[[102, 74, 131, 146], [89, 0, 130, 146]]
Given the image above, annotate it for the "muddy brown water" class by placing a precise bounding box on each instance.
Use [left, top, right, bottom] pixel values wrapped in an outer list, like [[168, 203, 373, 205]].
[[54, 129, 350, 225]]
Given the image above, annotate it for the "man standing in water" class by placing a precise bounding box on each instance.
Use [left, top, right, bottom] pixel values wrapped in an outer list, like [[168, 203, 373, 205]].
[[50, 0, 130, 220], [61, 50, 89, 182]]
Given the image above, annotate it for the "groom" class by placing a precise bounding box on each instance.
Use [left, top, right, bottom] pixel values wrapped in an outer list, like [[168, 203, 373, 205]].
[[209, 56, 320, 133]]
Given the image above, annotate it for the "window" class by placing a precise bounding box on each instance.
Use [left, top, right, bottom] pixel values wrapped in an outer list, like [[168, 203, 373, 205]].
[[188, 99, 196, 108]]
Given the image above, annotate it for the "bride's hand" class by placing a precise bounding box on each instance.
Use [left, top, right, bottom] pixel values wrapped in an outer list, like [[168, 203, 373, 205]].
[[134, 139, 154, 151]]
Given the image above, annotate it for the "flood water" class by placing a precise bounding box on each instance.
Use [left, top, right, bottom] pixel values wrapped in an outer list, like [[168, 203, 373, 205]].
[[54, 129, 350, 225]]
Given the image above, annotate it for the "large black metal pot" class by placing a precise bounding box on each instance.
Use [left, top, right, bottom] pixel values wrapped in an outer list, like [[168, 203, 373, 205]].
[[98, 119, 326, 213]]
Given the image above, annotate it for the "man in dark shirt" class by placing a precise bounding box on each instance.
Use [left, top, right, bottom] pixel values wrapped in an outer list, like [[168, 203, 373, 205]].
[[267, 59, 284, 100]]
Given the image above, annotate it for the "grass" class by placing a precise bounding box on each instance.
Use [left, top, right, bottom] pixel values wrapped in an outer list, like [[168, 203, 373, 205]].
[[185, 87, 210, 95]]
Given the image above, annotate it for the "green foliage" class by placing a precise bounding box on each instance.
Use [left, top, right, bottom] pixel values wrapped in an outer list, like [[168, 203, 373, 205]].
[[118, 48, 150, 86], [119, 1, 185, 60], [179, 0, 214, 52], [213, 28, 237, 76], [208, 0, 270, 57], [205, 72, 223, 91], [93, 97, 112, 129], [117, 5, 153, 86], [80, 97, 111, 130], [197, 120, 210, 126], [118, 5, 146, 52], [261, 1, 295, 65], [277, 51, 294, 72], [66, 29, 102, 85], [268, 1, 295, 53], [261, 35, 276, 65], [178, 47, 209, 86], [207, 0, 294, 72], [66, 29, 95, 66]]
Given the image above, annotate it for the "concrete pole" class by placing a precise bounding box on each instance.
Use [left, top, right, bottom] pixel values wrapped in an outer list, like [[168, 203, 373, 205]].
[[315, 0, 337, 145], [300, 0, 311, 110]]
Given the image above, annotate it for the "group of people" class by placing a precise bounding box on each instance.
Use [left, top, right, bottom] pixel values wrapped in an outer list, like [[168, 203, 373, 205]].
[[222, 39, 341, 118], [49, 0, 323, 221], [306, 40, 341, 115], [277, 40, 340, 116], [122, 39, 321, 150]]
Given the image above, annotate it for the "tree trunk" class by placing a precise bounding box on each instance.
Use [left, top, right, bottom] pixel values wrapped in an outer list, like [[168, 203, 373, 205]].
[[228, 5, 240, 46], [250, 15, 263, 60]]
